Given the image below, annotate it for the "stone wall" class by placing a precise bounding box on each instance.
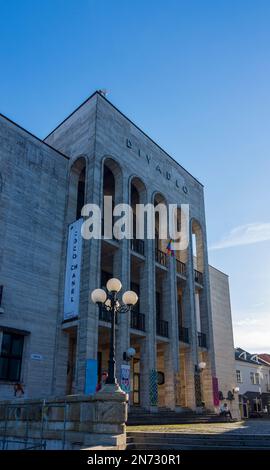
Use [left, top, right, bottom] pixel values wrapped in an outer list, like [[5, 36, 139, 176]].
[[209, 266, 240, 419], [0, 115, 69, 399], [0, 390, 128, 450]]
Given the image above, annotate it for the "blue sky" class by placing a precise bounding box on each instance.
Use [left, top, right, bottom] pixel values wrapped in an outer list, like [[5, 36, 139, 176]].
[[1, 0, 269, 352]]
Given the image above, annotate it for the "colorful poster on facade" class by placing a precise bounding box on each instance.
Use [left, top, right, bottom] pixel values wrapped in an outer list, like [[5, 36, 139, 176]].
[[120, 364, 130, 393], [85, 359, 98, 395], [64, 218, 83, 320]]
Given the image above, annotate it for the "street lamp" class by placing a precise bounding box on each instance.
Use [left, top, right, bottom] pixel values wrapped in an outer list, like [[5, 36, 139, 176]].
[[91, 278, 138, 388], [195, 361, 206, 373]]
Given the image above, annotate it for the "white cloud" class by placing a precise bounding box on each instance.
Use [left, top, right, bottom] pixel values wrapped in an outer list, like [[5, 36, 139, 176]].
[[233, 312, 270, 353], [210, 222, 270, 250]]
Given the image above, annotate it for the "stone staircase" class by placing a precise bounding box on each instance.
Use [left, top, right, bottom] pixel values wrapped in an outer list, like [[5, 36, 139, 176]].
[[127, 432, 270, 450], [127, 406, 233, 425]]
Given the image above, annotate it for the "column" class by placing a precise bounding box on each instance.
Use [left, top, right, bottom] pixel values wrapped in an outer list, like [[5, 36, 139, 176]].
[[139, 235, 157, 411]]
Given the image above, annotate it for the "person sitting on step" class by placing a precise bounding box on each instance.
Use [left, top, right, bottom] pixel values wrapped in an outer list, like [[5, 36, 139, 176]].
[[219, 402, 232, 419]]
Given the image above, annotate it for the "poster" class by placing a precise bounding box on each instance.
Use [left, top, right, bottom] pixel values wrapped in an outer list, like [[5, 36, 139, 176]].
[[64, 218, 83, 320], [212, 376, 220, 406], [85, 359, 98, 395], [120, 364, 131, 393]]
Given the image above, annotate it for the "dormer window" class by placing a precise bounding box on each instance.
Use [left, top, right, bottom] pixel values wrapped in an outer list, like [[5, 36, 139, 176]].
[[251, 355, 259, 363], [239, 351, 247, 360]]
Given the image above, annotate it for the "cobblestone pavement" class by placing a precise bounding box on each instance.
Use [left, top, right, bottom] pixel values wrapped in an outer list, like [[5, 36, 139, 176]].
[[128, 419, 270, 435]]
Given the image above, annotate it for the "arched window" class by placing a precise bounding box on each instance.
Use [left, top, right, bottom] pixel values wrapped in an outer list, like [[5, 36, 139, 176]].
[[76, 166, 86, 220]]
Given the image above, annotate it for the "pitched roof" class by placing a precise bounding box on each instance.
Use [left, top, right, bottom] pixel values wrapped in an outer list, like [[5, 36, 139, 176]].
[[235, 347, 267, 365], [258, 354, 270, 365]]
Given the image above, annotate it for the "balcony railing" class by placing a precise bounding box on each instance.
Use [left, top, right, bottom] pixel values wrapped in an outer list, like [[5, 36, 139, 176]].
[[194, 269, 203, 285], [156, 319, 169, 337], [198, 332, 207, 348], [179, 326, 189, 343], [155, 249, 167, 267], [176, 259, 186, 276], [99, 306, 118, 324], [130, 311, 146, 331], [131, 239, 145, 256]]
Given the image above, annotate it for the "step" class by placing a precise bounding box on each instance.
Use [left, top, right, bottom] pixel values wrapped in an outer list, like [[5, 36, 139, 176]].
[[127, 418, 232, 425], [128, 434, 270, 446], [127, 432, 270, 450], [128, 432, 270, 441], [127, 443, 270, 450]]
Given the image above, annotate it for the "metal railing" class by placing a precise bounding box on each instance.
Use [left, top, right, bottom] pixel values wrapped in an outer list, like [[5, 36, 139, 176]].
[[156, 319, 169, 337], [198, 332, 207, 348], [130, 311, 146, 331], [131, 239, 145, 256], [179, 326, 189, 343], [176, 259, 186, 276], [155, 249, 167, 267], [99, 306, 118, 324], [194, 269, 203, 285]]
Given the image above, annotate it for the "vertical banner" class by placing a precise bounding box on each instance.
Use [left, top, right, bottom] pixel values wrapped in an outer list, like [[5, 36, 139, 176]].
[[212, 376, 220, 406], [64, 218, 83, 320], [120, 364, 131, 393], [85, 359, 98, 395]]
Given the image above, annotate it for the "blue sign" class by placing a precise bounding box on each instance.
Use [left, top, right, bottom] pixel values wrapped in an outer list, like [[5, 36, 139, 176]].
[[85, 359, 98, 395]]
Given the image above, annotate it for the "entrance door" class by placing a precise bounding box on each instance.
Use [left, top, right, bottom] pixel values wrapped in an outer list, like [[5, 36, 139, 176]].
[[133, 358, 140, 405]]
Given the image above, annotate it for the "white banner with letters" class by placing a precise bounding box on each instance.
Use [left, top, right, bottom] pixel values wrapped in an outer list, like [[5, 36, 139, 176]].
[[64, 218, 83, 320]]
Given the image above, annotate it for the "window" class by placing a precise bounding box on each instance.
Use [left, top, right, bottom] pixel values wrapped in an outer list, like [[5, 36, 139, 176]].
[[250, 371, 260, 385], [0, 333, 24, 381], [236, 370, 242, 383]]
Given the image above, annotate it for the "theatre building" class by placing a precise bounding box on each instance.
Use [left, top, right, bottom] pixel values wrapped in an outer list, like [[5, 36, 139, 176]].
[[0, 91, 239, 416]]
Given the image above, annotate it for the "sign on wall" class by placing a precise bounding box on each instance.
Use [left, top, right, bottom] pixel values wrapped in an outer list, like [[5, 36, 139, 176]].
[[85, 359, 98, 395], [120, 364, 131, 393], [64, 218, 83, 320]]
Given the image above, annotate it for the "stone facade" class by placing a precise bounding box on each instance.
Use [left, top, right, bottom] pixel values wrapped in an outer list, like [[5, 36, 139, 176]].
[[209, 266, 240, 418], [0, 390, 128, 449], [0, 91, 237, 416]]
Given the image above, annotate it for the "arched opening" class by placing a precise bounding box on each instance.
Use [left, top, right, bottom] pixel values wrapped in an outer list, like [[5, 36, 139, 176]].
[[102, 158, 123, 238], [76, 167, 86, 220], [175, 206, 188, 267], [67, 157, 86, 223], [191, 219, 204, 273], [97, 158, 123, 386], [130, 177, 147, 255], [154, 193, 168, 255], [129, 177, 147, 331], [191, 219, 206, 346], [64, 157, 86, 394]]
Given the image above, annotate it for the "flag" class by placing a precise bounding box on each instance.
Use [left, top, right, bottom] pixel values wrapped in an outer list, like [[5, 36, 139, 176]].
[[166, 239, 175, 257]]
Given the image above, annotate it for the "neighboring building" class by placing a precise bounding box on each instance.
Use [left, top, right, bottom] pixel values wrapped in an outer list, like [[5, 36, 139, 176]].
[[235, 348, 270, 418], [258, 354, 270, 364], [0, 91, 238, 415]]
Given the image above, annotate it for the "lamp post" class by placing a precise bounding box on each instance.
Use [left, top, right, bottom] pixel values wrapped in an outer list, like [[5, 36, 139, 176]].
[[91, 278, 138, 388]]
